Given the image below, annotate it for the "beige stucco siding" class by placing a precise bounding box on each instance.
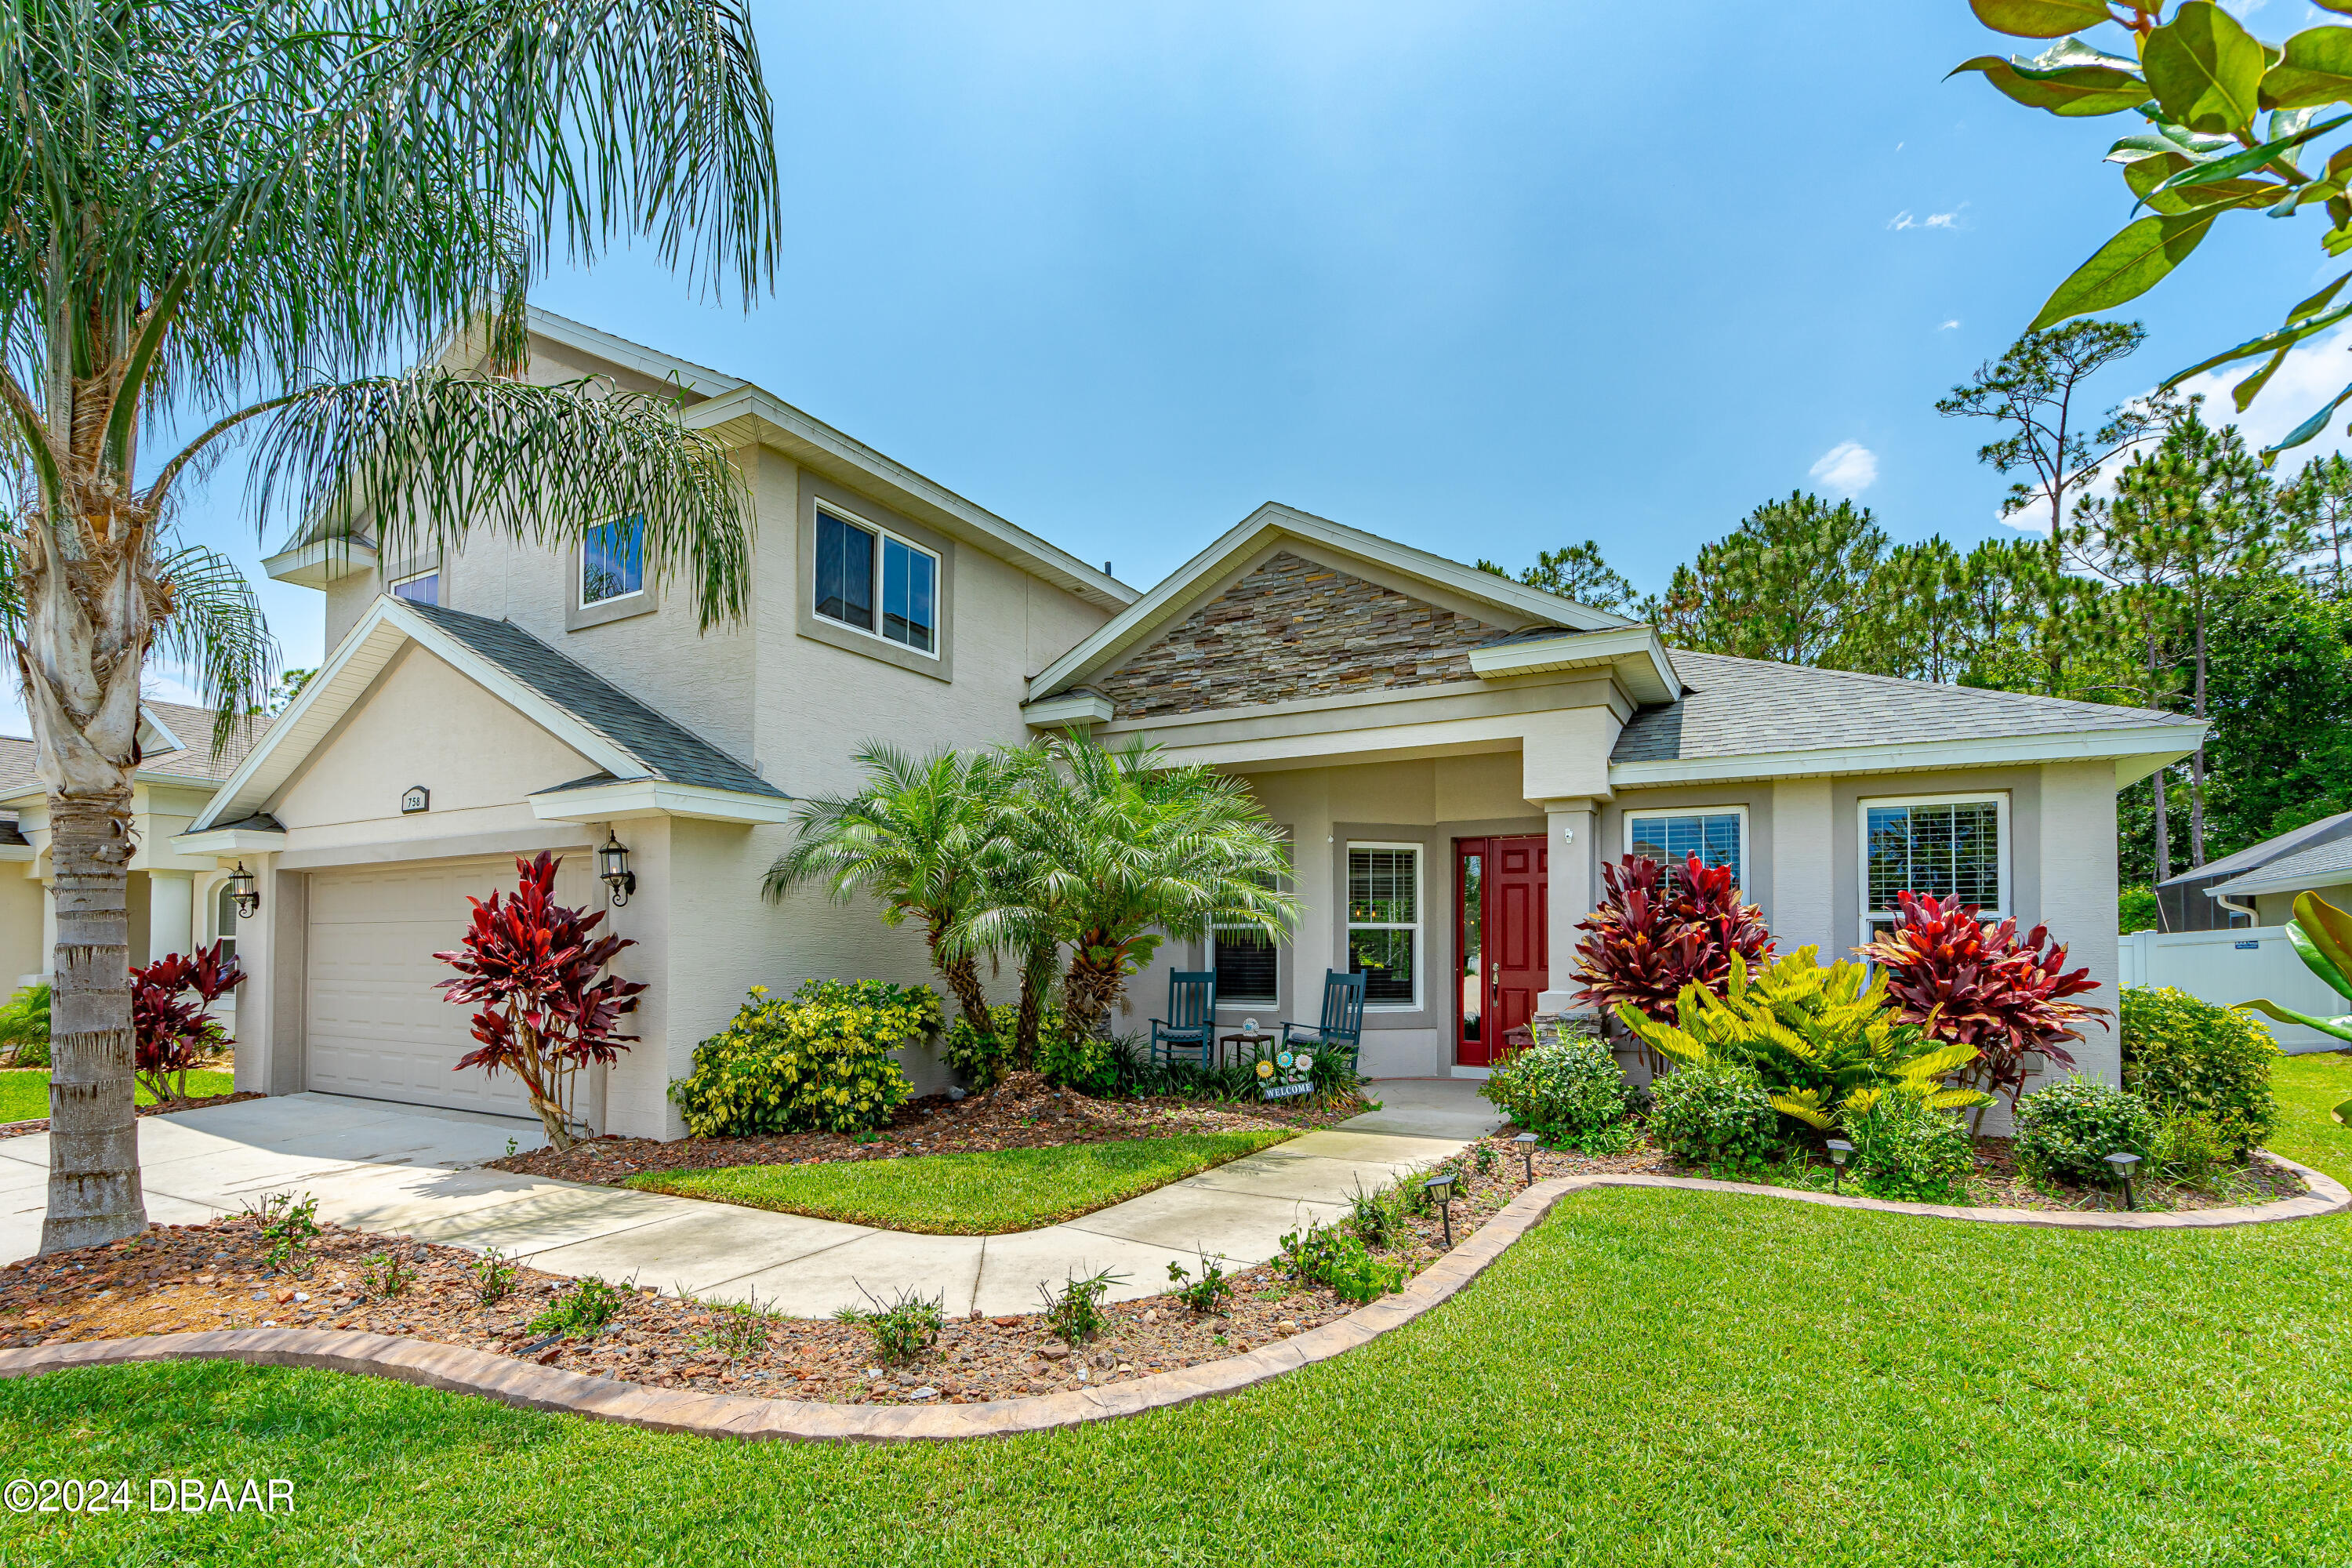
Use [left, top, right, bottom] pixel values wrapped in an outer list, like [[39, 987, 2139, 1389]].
[[2254, 883, 2352, 924]]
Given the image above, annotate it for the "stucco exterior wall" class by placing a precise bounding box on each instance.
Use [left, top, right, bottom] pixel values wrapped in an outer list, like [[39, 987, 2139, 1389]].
[[2254, 883, 2352, 924], [0, 869, 42, 991]]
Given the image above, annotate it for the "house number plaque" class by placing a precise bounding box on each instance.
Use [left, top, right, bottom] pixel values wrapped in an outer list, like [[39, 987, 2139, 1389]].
[[401, 785, 430, 814]]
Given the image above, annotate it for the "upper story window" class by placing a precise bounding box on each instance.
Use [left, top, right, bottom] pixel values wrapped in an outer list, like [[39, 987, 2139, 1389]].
[[815, 506, 936, 655], [582, 517, 645, 608], [1626, 808, 1746, 890], [1862, 793, 2007, 940], [389, 568, 439, 607]]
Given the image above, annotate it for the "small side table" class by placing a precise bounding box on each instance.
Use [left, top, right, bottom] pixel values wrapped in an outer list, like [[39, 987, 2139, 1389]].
[[1217, 1032, 1275, 1070]]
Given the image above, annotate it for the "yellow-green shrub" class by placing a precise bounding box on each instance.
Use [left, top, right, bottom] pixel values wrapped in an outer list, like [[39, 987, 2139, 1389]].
[[670, 980, 938, 1136]]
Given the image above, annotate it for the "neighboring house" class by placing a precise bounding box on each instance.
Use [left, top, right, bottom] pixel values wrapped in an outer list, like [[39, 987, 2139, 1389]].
[[0, 702, 270, 996], [165, 309, 2209, 1138], [2183, 811, 2352, 927]]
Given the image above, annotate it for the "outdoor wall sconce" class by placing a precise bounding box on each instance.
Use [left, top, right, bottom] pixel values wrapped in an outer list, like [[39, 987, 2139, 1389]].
[[1825, 1139, 1853, 1194], [1424, 1171, 1457, 1249], [226, 862, 260, 920], [2105, 1150, 2142, 1211], [1515, 1131, 1539, 1186], [598, 830, 637, 908]]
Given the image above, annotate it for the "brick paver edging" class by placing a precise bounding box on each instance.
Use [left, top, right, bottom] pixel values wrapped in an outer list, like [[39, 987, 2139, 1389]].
[[1, 1152, 2342, 1443]]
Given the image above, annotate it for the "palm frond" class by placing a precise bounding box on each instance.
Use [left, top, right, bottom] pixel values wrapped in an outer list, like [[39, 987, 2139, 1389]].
[[150, 542, 277, 752]]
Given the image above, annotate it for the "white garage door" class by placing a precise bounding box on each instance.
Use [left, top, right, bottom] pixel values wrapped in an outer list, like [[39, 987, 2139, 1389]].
[[305, 855, 594, 1119]]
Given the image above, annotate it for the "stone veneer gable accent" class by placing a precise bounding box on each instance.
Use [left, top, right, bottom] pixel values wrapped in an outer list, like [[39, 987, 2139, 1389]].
[[1094, 550, 1515, 719]]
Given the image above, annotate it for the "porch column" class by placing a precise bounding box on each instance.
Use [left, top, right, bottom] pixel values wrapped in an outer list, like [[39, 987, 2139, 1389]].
[[149, 872, 194, 960], [1535, 797, 1599, 1014]]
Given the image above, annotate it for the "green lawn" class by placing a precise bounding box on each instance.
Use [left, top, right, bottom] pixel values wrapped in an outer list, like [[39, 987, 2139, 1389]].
[[621, 1130, 1296, 1234], [0, 1067, 236, 1124], [4, 1060, 2350, 1566]]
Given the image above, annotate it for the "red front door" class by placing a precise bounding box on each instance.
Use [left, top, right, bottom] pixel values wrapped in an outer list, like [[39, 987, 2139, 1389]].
[[1455, 836, 1548, 1066]]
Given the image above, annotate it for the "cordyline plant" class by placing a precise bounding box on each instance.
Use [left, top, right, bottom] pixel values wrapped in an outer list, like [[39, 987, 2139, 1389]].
[[15, 0, 777, 1251], [130, 941, 242, 1105], [1954, 0, 2352, 463], [434, 854, 647, 1152], [1571, 853, 1774, 1023], [1856, 892, 2109, 1127]]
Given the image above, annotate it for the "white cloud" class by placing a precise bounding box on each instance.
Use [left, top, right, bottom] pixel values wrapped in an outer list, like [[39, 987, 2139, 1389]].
[[1809, 440, 1879, 496], [1939, 318, 1961, 331], [1888, 205, 1966, 233]]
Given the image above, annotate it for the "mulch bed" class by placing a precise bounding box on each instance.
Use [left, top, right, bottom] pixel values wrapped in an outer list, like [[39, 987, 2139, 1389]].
[[0, 1089, 265, 1142], [488, 1072, 1370, 1186]]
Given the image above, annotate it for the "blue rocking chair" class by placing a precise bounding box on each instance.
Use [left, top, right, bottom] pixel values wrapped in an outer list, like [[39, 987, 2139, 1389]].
[[1149, 971, 1218, 1068], [1282, 970, 1367, 1071]]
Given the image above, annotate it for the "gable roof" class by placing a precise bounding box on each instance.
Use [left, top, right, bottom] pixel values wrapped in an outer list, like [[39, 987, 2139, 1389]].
[[0, 702, 272, 805], [2160, 808, 2352, 892], [2202, 818, 2352, 898], [1026, 502, 1647, 705], [190, 597, 782, 832], [1609, 651, 2206, 785]]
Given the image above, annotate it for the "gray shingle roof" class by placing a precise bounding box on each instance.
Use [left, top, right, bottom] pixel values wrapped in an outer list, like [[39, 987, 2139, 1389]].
[[2209, 833, 2352, 896], [0, 701, 272, 800], [1611, 650, 2196, 764], [2160, 808, 2352, 889], [406, 602, 783, 798]]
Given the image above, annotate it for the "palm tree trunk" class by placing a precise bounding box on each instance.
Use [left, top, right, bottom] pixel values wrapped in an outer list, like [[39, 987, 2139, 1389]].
[[925, 927, 993, 1032], [1061, 941, 1126, 1043], [41, 786, 146, 1252], [1011, 941, 1057, 1070]]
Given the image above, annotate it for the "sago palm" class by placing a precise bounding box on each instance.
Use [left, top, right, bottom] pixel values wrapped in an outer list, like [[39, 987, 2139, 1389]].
[[762, 743, 1005, 1033], [9, 0, 779, 1250]]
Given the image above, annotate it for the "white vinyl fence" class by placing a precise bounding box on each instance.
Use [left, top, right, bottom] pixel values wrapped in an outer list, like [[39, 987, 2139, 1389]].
[[2118, 926, 2343, 1050]]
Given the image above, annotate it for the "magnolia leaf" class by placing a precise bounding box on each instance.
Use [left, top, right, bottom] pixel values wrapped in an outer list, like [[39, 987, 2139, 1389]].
[[2320, 0, 2352, 13], [1951, 55, 2151, 116], [2030, 205, 2234, 328], [2262, 26, 2352, 111], [2263, 379, 2352, 459], [2143, 110, 2351, 198], [1968, 0, 2123, 37], [2126, 150, 2286, 212], [2161, 296, 2352, 385], [2237, 347, 2292, 410], [2285, 916, 2352, 996], [2020, 36, 2141, 74], [2142, 1, 2267, 133], [2296, 892, 2352, 989], [2269, 106, 2326, 141]]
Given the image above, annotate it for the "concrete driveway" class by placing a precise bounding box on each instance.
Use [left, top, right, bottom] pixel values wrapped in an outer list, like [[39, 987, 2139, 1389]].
[[0, 1081, 1497, 1318]]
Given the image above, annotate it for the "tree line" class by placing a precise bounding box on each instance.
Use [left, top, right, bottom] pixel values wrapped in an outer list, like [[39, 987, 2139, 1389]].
[[1479, 321, 2352, 903]]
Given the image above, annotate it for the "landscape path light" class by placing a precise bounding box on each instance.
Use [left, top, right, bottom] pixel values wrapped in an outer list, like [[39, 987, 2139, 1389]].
[[2105, 1151, 2142, 1211], [1825, 1139, 1853, 1195], [1514, 1131, 1539, 1186], [1424, 1171, 1457, 1249]]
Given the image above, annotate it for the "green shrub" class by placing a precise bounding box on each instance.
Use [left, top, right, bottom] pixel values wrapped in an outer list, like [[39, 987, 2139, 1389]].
[[1647, 1062, 1780, 1169], [1480, 1036, 1628, 1137], [0, 982, 50, 1067], [940, 1003, 1071, 1091], [669, 980, 938, 1136], [2013, 1077, 2158, 1188], [2119, 986, 2279, 1155], [1037, 1029, 1121, 1096], [833, 1284, 945, 1363], [1847, 1092, 1975, 1203], [529, 1274, 630, 1339], [2153, 1104, 2234, 1191], [1037, 1267, 1124, 1343]]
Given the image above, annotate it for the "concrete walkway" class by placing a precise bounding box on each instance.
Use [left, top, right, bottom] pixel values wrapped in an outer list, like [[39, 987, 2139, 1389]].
[[0, 1080, 1499, 1318]]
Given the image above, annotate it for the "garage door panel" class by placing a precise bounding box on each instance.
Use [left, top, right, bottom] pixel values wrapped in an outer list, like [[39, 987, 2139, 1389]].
[[305, 856, 593, 1117]]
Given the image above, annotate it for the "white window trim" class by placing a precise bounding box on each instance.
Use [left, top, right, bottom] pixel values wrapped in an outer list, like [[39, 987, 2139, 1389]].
[[814, 502, 942, 660], [388, 567, 439, 601], [1857, 790, 2010, 944], [1345, 840, 1422, 1011], [1624, 804, 1750, 892], [578, 518, 648, 610]]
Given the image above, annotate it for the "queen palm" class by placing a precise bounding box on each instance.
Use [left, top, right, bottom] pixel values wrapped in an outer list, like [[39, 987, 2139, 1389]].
[[10, 0, 779, 1251], [761, 744, 1006, 1033]]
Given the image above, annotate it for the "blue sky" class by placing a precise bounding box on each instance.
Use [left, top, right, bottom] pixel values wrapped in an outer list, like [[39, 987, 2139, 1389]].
[[83, 0, 2352, 728]]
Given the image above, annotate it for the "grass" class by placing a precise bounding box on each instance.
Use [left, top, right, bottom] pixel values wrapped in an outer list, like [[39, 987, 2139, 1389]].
[[0, 1067, 236, 1124], [622, 1130, 1297, 1234], [2, 1059, 2349, 1565]]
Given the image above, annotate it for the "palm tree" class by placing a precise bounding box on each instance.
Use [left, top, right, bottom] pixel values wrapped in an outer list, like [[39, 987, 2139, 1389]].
[[762, 745, 1006, 1032], [981, 733, 1298, 1044], [11, 0, 779, 1252]]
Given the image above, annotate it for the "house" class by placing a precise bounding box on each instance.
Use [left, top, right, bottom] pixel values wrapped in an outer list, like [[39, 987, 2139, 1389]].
[[2158, 810, 2352, 930], [0, 702, 270, 996], [135, 308, 2205, 1138]]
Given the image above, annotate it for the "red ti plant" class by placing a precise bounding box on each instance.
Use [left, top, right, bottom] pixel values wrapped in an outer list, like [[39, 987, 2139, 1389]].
[[1857, 891, 2108, 1125], [1573, 852, 1775, 1023], [131, 942, 244, 1105], [434, 852, 645, 1150]]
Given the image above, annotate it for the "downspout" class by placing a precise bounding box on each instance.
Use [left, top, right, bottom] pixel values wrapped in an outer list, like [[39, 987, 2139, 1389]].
[[2213, 892, 2257, 927]]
